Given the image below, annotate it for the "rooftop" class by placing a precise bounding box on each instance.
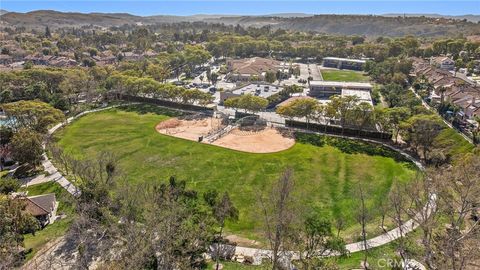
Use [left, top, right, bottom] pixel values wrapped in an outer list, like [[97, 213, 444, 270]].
[[323, 57, 366, 64], [17, 193, 57, 217]]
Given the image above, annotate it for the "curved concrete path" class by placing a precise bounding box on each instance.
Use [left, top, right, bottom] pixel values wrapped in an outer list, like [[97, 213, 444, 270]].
[[34, 104, 138, 196], [39, 104, 435, 266]]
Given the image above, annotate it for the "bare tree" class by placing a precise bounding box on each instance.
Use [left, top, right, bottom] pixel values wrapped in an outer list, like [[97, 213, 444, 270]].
[[388, 184, 409, 267], [355, 185, 371, 269], [403, 173, 439, 269], [430, 155, 480, 270], [260, 168, 297, 270]]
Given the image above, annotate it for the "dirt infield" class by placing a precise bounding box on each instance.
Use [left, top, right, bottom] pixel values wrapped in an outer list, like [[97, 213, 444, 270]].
[[156, 117, 295, 153], [156, 117, 223, 141], [212, 127, 295, 153]]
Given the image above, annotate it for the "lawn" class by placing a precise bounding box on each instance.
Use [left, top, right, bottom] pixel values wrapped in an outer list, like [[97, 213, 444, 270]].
[[21, 182, 75, 260], [321, 69, 370, 82], [434, 128, 475, 160], [53, 105, 417, 244]]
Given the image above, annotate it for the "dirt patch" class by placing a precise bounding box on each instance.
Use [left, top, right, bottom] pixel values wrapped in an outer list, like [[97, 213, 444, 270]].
[[156, 117, 295, 153], [212, 127, 295, 153], [156, 116, 223, 141], [225, 234, 262, 248]]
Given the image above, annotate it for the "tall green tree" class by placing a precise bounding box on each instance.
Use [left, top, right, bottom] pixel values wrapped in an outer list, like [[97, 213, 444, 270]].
[[224, 94, 268, 114], [276, 98, 318, 127], [0, 197, 40, 268], [400, 114, 444, 162], [1, 100, 64, 134], [10, 129, 43, 167]]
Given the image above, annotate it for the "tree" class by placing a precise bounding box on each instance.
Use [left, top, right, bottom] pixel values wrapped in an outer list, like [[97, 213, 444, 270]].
[[0, 144, 11, 171], [295, 213, 347, 269], [350, 102, 374, 132], [1, 100, 64, 134], [355, 185, 371, 269], [224, 94, 268, 114], [400, 114, 444, 162], [380, 83, 406, 107], [260, 168, 297, 270], [0, 177, 20, 195], [385, 107, 410, 143], [276, 97, 318, 127], [429, 155, 480, 269], [210, 72, 219, 86], [403, 174, 438, 269], [265, 71, 276, 84], [472, 116, 480, 145], [10, 129, 43, 167], [45, 26, 51, 38], [326, 95, 359, 134], [388, 184, 410, 266], [0, 197, 40, 268], [206, 191, 239, 270]]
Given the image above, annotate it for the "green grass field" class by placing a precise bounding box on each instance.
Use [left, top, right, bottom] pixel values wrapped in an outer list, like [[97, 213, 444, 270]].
[[21, 182, 75, 260], [53, 105, 417, 244], [321, 69, 370, 82]]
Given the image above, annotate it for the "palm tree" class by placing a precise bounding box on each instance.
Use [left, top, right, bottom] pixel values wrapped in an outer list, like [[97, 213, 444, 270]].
[[473, 116, 480, 145], [438, 86, 447, 104]]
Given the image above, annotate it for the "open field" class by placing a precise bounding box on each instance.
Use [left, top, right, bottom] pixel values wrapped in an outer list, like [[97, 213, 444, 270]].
[[320, 69, 370, 82], [53, 105, 417, 244]]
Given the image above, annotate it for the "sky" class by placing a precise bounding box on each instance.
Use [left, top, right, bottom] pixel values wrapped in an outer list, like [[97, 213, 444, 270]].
[[1, 1, 479, 16]]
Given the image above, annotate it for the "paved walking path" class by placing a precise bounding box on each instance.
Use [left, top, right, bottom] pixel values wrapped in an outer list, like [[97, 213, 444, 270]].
[[27, 102, 435, 268], [224, 137, 432, 265], [23, 104, 137, 197]]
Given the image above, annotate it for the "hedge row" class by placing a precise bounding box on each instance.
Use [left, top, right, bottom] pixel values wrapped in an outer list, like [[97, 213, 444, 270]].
[[286, 120, 391, 140]]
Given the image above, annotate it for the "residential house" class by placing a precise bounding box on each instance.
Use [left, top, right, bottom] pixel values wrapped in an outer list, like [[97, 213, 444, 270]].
[[121, 52, 143, 61], [430, 56, 455, 71], [49, 57, 78, 67], [15, 193, 58, 228], [24, 54, 54, 66]]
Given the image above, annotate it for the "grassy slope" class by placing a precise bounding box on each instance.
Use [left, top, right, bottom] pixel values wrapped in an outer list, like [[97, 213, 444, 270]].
[[21, 182, 75, 260], [434, 128, 475, 160], [321, 69, 370, 82], [54, 105, 416, 243]]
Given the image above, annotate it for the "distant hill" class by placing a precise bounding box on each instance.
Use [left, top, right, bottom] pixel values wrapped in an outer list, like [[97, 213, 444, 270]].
[[0, 9, 9, 15], [0, 10, 145, 28], [1, 10, 480, 37], [383, 13, 480, 23]]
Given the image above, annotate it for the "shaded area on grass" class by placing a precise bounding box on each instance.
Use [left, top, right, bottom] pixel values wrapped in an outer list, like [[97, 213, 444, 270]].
[[121, 103, 184, 117], [295, 133, 413, 165]]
